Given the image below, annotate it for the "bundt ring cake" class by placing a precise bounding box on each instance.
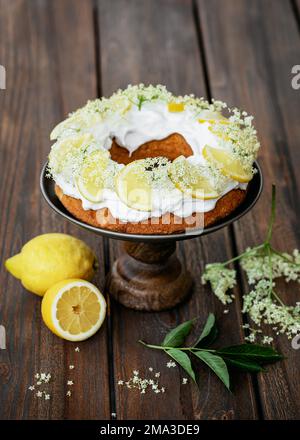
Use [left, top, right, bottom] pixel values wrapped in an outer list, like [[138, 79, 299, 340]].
[[47, 84, 260, 235]]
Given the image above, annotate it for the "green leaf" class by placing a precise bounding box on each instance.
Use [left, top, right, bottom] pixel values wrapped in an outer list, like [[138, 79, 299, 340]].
[[166, 348, 196, 382], [217, 344, 283, 364], [193, 351, 230, 390], [223, 357, 265, 373], [198, 325, 218, 347], [194, 313, 217, 347], [162, 319, 194, 348]]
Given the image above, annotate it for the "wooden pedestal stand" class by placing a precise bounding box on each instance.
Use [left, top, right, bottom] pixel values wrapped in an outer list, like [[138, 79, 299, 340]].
[[106, 241, 192, 311]]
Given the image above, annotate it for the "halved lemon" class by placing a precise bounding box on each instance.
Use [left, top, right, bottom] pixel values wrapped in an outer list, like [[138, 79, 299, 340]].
[[169, 156, 219, 200], [115, 160, 153, 211], [203, 145, 252, 183], [168, 102, 185, 112], [76, 149, 110, 202], [41, 279, 106, 341]]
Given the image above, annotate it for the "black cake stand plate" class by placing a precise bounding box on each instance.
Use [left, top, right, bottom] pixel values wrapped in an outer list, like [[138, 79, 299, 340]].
[[40, 162, 263, 311]]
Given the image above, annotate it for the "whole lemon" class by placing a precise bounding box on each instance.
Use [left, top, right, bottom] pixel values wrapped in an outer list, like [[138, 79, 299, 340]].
[[5, 233, 97, 296]]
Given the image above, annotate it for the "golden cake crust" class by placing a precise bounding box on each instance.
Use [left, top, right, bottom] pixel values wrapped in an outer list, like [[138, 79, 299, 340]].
[[54, 133, 247, 234], [55, 185, 246, 235]]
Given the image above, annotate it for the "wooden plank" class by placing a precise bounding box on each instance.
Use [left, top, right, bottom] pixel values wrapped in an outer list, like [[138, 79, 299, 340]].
[[97, 0, 258, 419], [0, 0, 110, 419], [197, 0, 300, 419]]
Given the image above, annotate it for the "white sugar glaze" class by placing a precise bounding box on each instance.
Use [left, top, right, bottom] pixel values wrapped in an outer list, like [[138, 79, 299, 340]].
[[53, 101, 247, 222]]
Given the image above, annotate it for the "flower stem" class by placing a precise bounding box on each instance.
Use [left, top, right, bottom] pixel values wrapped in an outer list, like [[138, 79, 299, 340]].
[[271, 247, 300, 266], [265, 185, 276, 244], [271, 289, 286, 307], [221, 244, 264, 266], [138, 340, 216, 352]]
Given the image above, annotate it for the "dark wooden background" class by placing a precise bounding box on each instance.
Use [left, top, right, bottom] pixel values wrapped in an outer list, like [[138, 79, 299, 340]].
[[0, 0, 300, 420]]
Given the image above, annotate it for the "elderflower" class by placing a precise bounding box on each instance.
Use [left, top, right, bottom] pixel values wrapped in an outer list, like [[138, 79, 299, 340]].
[[242, 280, 300, 339], [241, 248, 300, 284], [202, 264, 236, 304], [117, 369, 166, 395], [166, 361, 176, 368]]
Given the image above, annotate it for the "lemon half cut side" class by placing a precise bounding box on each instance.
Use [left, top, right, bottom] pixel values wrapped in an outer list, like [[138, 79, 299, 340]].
[[42, 279, 106, 341], [203, 145, 253, 183]]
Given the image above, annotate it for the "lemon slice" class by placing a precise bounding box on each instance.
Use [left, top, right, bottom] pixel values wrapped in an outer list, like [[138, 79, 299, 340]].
[[203, 145, 252, 183], [42, 279, 106, 341], [76, 149, 110, 202], [168, 102, 185, 112], [169, 156, 219, 200], [115, 160, 153, 211]]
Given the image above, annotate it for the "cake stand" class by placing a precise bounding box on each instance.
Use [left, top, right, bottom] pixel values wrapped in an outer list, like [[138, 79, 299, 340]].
[[40, 162, 263, 311]]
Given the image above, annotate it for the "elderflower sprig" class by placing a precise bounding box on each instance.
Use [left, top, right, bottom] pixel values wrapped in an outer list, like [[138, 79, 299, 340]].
[[202, 185, 300, 342]]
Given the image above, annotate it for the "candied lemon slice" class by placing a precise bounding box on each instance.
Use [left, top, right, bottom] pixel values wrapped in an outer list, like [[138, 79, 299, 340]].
[[115, 160, 153, 211], [203, 145, 252, 183], [42, 279, 106, 341], [76, 149, 110, 202], [197, 109, 225, 121], [169, 156, 219, 200], [198, 118, 230, 125], [168, 102, 185, 112]]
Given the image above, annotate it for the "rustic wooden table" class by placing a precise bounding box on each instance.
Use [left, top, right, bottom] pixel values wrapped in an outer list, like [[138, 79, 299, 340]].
[[0, 0, 300, 420]]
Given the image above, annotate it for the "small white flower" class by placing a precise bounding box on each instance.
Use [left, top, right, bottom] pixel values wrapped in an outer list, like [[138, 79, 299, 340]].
[[44, 393, 50, 400], [44, 374, 51, 383], [154, 389, 160, 394], [182, 378, 188, 385], [111, 412, 116, 418], [67, 380, 74, 386], [36, 391, 43, 398], [166, 361, 176, 368], [28, 386, 35, 391], [69, 365, 75, 370], [36, 381, 42, 386], [133, 370, 139, 376], [152, 384, 158, 390], [117, 380, 124, 385], [34, 373, 40, 379], [223, 309, 229, 314], [40, 373, 46, 381], [154, 372, 160, 378], [148, 367, 153, 372], [141, 389, 146, 394], [201, 264, 236, 305], [75, 347, 80, 352], [262, 335, 274, 345], [161, 387, 165, 393], [66, 390, 72, 397]]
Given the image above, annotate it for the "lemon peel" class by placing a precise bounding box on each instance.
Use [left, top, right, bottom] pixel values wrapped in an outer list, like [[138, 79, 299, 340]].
[[5, 234, 96, 296], [76, 149, 110, 202], [203, 145, 253, 183], [169, 156, 219, 200]]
